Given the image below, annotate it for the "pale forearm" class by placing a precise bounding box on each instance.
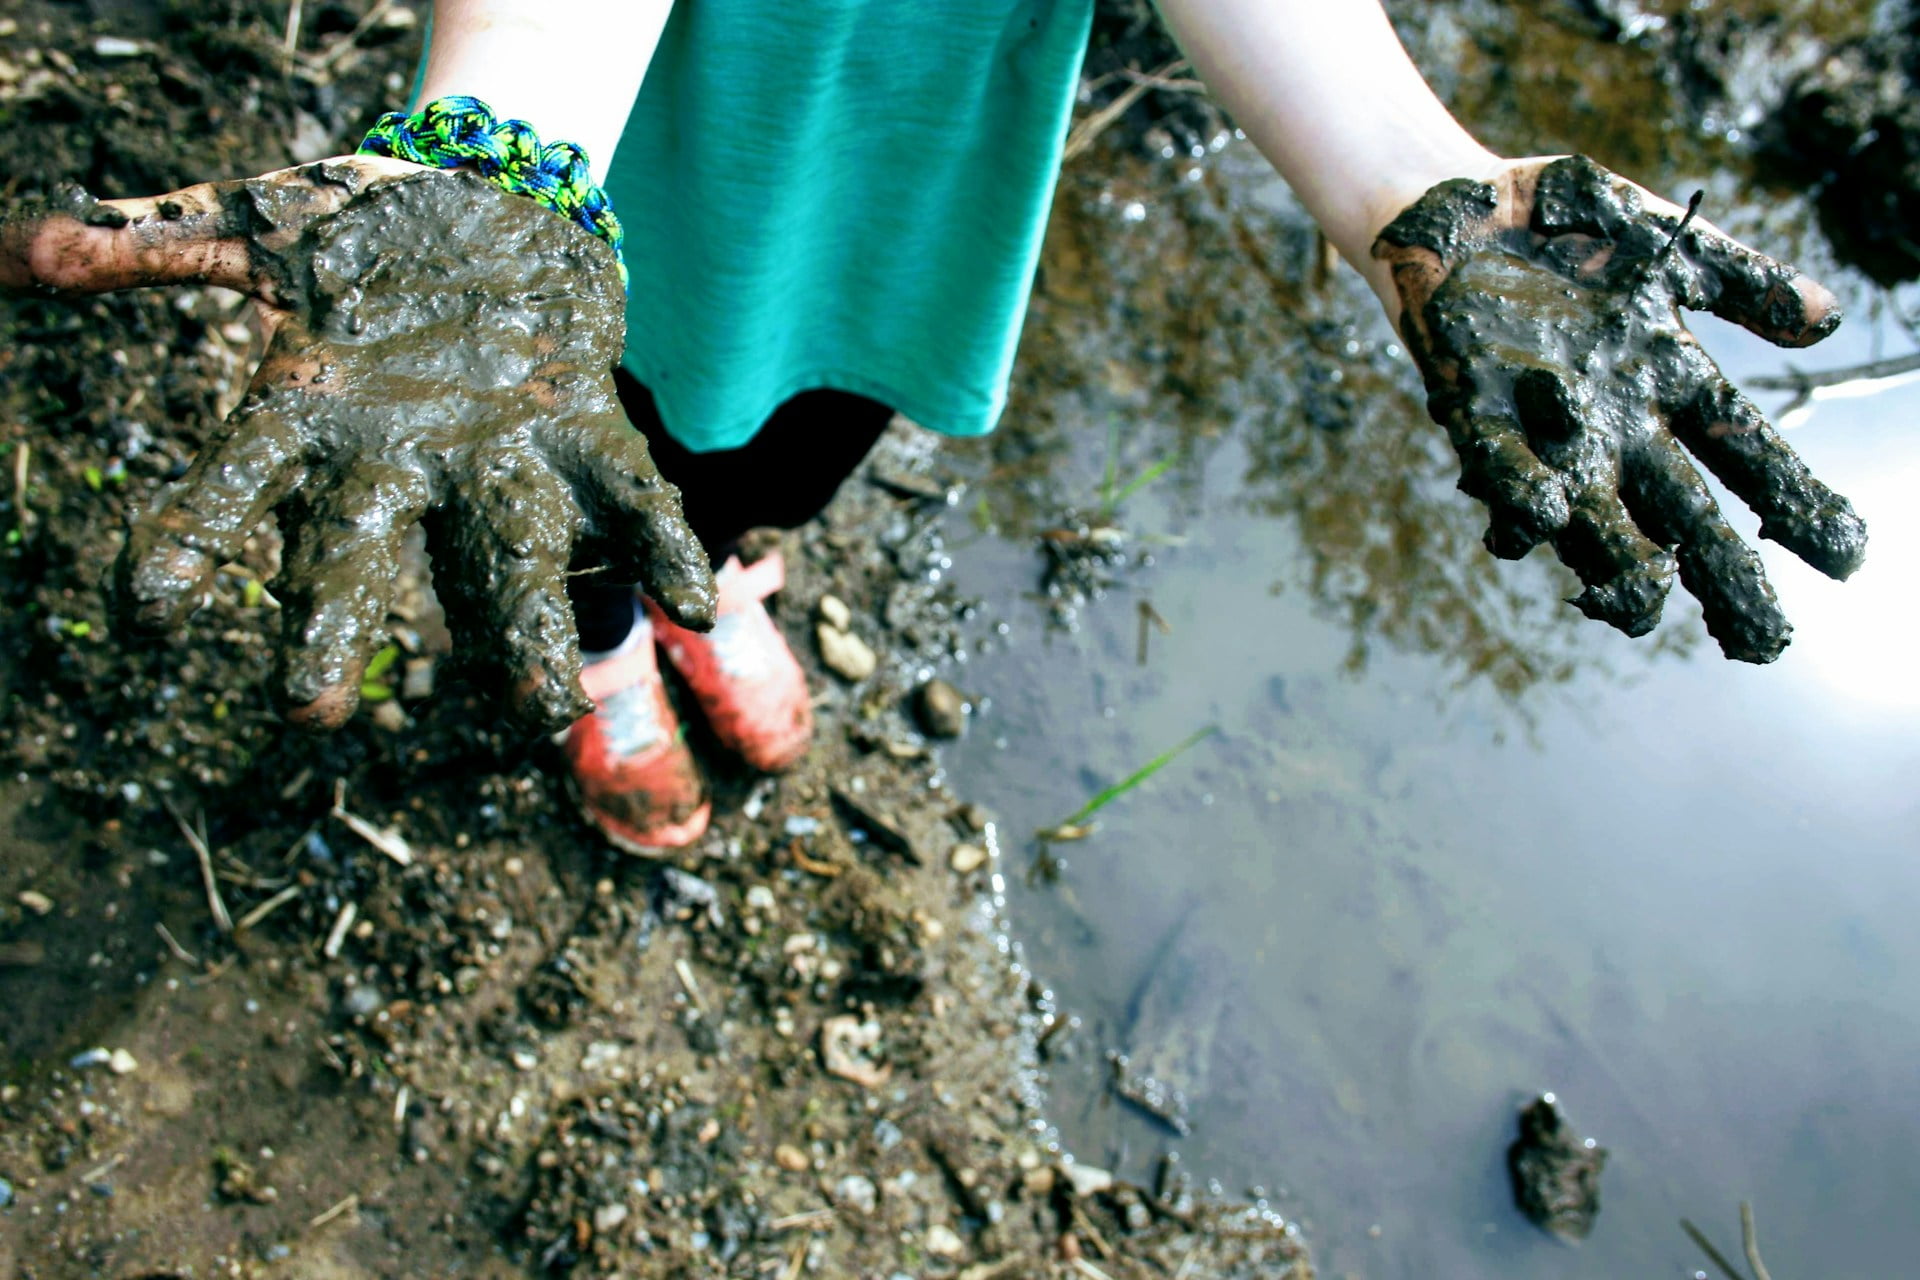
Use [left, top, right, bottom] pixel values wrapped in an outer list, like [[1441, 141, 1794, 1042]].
[[1154, 0, 1501, 306], [416, 0, 674, 182]]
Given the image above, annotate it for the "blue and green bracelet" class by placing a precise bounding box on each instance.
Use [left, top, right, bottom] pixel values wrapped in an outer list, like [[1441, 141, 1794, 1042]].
[[356, 94, 626, 287]]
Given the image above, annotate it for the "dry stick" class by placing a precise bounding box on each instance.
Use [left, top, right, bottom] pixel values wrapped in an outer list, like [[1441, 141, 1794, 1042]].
[[309, 1192, 359, 1229], [11, 441, 30, 536], [1740, 1202, 1773, 1280], [1681, 1217, 1746, 1280], [162, 796, 233, 933], [331, 779, 414, 867], [234, 883, 304, 932], [154, 921, 199, 966], [282, 0, 304, 57], [322, 901, 357, 959], [304, 0, 395, 73], [767, 1208, 836, 1233], [1063, 58, 1197, 162], [1748, 350, 1920, 393]]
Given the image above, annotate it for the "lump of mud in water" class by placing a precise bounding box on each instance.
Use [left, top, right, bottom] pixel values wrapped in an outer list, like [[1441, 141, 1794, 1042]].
[[1764, 31, 1920, 286], [1507, 1092, 1607, 1242]]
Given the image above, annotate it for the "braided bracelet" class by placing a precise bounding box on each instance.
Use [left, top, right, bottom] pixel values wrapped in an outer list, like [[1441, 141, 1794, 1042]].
[[356, 94, 626, 288]]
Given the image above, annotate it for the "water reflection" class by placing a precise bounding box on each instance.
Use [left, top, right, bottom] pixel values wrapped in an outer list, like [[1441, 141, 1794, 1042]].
[[940, 4, 1920, 1278]]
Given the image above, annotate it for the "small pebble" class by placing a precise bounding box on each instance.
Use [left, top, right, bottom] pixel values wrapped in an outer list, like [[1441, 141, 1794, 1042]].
[[817, 594, 853, 631], [593, 1202, 628, 1234], [108, 1048, 138, 1076], [0, 1176, 13, 1207], [834, 1174, 878, 1214], [745, 885, 776, 911], [17, 890, 53, 916], [816, 623, 877, 682], [774, 1143, 809, 1172], [949, 844, 987, 874], [926, 1223, 965, 1259], [69, 1047, 112, 1071], [915, 678, 968, 738], [1063, 1162, 1113, 1198], [91, 36, 144, 57]]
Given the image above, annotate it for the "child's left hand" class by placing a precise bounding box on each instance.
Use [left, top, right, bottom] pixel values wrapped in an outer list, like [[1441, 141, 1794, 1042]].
[[1372, 154, 1867, 662]]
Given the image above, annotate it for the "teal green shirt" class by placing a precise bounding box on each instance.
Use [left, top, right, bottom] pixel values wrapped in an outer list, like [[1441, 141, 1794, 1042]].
[[604, 1, 1094, 452]]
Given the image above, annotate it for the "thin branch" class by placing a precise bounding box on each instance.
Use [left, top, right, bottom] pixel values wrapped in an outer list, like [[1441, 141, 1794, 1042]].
[[1681, 1218, 1746, 1280], [1064, 59, 1199, 163], [162, 796, 233, 933], [1741, 1202, 1773, 1280]]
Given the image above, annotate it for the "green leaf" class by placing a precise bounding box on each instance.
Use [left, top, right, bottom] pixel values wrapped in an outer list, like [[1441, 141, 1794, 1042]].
[[83, 466, 103, 493], [359, 682, 394, 703]]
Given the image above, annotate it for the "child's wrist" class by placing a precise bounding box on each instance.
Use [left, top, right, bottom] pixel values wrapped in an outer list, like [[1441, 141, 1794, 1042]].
[[356, 95, 627, 288]]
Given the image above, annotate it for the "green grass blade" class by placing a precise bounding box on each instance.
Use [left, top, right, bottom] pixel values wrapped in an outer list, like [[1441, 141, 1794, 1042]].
[[1112, 457, 1172, 508], [1062, 724, 1218, 828]]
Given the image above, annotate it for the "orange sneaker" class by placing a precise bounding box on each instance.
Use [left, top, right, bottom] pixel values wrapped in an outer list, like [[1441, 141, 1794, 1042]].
[[562, 615, 711, 853], [644, 551, 813, 773]]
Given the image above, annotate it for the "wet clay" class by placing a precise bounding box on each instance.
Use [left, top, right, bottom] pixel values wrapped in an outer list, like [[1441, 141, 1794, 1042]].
[[1374, 155, 1867, 663], [1507, 1093, 1608, 1243], [9, 163, 715, 733]]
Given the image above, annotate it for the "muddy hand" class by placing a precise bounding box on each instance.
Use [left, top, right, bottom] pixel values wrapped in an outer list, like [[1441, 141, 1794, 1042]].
[[0, 157, 715, 731], [1372, 154, 1866, 662]]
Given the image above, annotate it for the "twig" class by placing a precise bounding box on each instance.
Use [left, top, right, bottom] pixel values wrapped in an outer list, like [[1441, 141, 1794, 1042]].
[[1173, 1244, 1199, 1280], [1748, 350, 1920, 393], [162, 796, 233, 933], [77, 1152, 126, 1184], [331, 779, 414, 867], [1070, 1259, 1116, 1280], [303, 0, 395, 73], [780, 1237, 808, 1280], [1681, 1217, 1746, 1280], [767, 1208, 835, 1233], [234, 883, 304, 932], [309, 1192, 359, 1229], [673, 956, 706, 1013], [282, 0, 304, 57], [11, 440, 31, 537], [1741, 1202, 1773, 1280], [1064, 59, 1197, 162], [154, 922, 200, 966], [322, 901, 357, 959]]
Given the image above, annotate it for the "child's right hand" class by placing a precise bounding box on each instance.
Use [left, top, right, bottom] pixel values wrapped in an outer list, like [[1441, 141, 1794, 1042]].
[[0, 158, 715, 735]]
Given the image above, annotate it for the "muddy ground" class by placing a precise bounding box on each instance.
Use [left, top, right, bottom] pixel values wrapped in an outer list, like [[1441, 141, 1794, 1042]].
[[3, 0, 1913, 1276], [0, 4, 1306, 1277]]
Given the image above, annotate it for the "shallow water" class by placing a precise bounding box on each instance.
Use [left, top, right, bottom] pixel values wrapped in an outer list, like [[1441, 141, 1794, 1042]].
[[938, 22, 1920, 1275]]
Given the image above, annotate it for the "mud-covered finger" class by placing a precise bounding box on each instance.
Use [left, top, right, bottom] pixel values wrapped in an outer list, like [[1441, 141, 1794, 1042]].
[[116, 401, 308, 632], [1675, 227, 1841, 349], [1551, 487, 1676, 637], [1671, 380, 1868, 580], [430, 458, 592, 735], [274, 463, 430, 730], [549, 416, 717, 630], [1622, 430, 1791, 663], [1429, 386, 1574, 560]]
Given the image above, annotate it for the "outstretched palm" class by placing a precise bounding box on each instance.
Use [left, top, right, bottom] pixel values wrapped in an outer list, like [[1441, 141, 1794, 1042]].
[[1, 157, 714, 732], [1374, 154, 1866, 662]]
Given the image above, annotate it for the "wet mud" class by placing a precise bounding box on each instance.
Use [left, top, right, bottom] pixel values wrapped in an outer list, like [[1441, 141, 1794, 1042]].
[[1506, 1093, 1608, 1243], [4, 161, 714, 736], [1375, 155, 1867, 662]]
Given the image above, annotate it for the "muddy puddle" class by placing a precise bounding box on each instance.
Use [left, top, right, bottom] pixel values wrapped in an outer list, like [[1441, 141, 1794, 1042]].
[[934, 3, 1920, 1276]]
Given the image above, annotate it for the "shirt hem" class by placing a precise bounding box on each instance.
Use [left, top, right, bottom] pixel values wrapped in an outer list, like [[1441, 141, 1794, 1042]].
[[628, 362, 1004, 454]]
